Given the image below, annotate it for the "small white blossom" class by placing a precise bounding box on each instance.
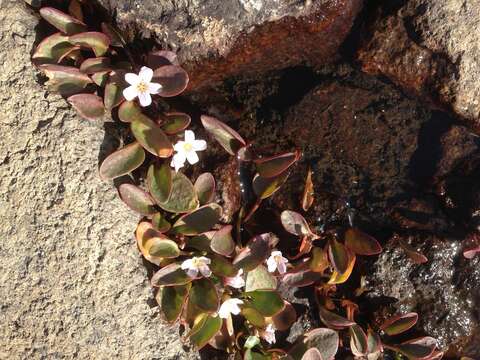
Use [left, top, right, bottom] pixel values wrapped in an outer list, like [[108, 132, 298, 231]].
[[266, 250, 289, 274], [218, 298, 244, 319], [224, 269, 245, 289], [261, 324, 276, 344], [123, 66, 162, 107], [181, 256, 212, 278], [171, 130, 207, 172]]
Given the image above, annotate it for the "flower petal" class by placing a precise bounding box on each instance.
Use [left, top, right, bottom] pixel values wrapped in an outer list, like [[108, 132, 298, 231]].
[[122, 85, 138, 101], [181, 259, 193, 270], [174, 141, 186, 152], [139, 66, 154, 83], [267, 257, 277, 273], [192, 139, 207, 151], [184, 129, 195, 142], [125, 72, 139, 86], [186, 268, 198, 278], [138, 91, 152, 107], [277, 261, 287, 274], [199, 265, 212, 278], [186, 150, 199, 165], [148, 82, 162, 94], [171, 152, 186, 172]]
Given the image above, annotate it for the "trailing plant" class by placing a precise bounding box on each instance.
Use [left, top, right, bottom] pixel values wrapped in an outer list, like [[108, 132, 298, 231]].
[[30, 1, 444, 359]]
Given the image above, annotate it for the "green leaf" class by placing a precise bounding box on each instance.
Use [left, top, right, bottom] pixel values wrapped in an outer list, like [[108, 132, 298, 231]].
[[99, 142, 145, 180], [172, 203, 222, 236], [161, 112, 191, 135], [135, 221, 163, 265], [152, 65, 189, 97], [79, 57, 111, 74], [69, 31, 110, 57], [39, 7, 87, 35], [147, 238, 180, 258], [158, 284, 191, 323], [328, 240, 349, 274], [189, 278, 219, 313], [151, 263, 192, 287], [281, 210, 315, 237], [118, 101, 144, 123], [245, 290, 284, 317], [210, 254, 237, 277], [210, 225, 235, 256], [185, 233, 212, 252], [367, 330, 383, 353], [40, 64, 93, 96], [289, 328, 339, 360], [158, 171, 199, 213], [188, 314, 223, 349], [255, 150, 301, 178], [344, 228, 382, 256], [131, 116, 173, 158], [349, 324, 368, 356], [244, 336, 261, 349], [67, 93, 105, 121], [147, 163, 172, 204], [252, 171, 290, 200], [282, 269, 324, 288], [233, 233, 271, 271], [152, 212, 171, 233], [245, 265, 277, 292], [194, 172, 216, 205], [392, 337, 437, 359], [242, 307, 266, 327], [318, 307, 355, 330], [201, 115, 246, 155], [32, 32, 74, 65], [91, 71, 109, 87], [380, 312, 418, 336], [104, 70, 126, 110], [118, 183, 156, 215]]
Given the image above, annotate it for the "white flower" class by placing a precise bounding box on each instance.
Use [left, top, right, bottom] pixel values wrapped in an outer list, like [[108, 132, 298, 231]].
[[218, 298, 244, 319], [123, 66, 162, 107], [170, 130, 207, 172], [266, 250, 289, 274], [261, 324, 276, 344], [224, 269, 245, 289], [181, 256, 212, 278]]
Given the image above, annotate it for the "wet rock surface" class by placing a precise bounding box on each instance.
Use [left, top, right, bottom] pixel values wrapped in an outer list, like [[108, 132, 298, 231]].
[[97, 0, 363, 90], [357, 0, 480, 131], [365, 235, 480, 358]]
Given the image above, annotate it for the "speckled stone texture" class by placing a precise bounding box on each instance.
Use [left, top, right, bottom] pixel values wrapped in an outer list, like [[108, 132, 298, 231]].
[[358, 0, 480, 132], [97, 0, 363, 90], [0, 2, 198, 359]]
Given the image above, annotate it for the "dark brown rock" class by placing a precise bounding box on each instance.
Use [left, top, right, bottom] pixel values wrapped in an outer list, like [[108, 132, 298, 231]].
[[97, 0, 363, 90]]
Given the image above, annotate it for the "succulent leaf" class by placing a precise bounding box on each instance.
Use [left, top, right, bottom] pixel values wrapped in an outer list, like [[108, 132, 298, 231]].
[[40, 64, 93, 96], [245, 265, 277, 292], [201, 115, 246, 155], [158, 284, 191, 323], [39, 7, 87, 35], [147, 163, 173, 205], [99, 142, 145, 180], [69, 31, 110, 57], [158, 171, 199, 213], [118, 183, 156, 215], [245, 289, 284, 317], [194, 172, 216, 205], [152, 65, 189, 97], [344, 228, 382, 256], [172, 203, 222, 236], [255, 150, 301, 178], [161, 112, 191, 135], [131, 116, 173, 158], [67, 93, 105, 121], [380, 312, 418, 336], [233, 233, 272, 272]]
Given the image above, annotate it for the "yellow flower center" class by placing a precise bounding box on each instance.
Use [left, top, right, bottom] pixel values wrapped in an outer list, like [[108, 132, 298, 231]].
[[191, 258, 201, 267], [136, 81, 148, 93], [183, 143, 193, 152]]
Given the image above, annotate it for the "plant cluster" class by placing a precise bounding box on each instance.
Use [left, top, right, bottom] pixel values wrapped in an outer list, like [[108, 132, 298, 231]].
[[31, 1, 446, 359]]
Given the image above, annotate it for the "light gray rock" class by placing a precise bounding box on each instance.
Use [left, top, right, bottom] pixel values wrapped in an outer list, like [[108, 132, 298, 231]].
[[0, 2, 198, 359]]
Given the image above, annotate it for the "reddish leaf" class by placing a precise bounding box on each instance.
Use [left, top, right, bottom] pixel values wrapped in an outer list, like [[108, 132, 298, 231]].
[[68, 0, 84, 22], [69, 31, 110, 57], [345, 228, 382, 256], [398, 238, 428, 263], [118, 100, 143, 123], [302, 348, 323, 360], [172, 203, 222, 235], [210, 225, 235, 256], [151, 263, 193, 287], [79, 57, 111, 74], [32, 32, 74, 65], [463, 245, 480, 259], [367, 330, 383, 354], [394, 337, 437, 359], [201, 115, 246, 156], [99, 142, 145, 180], [67, 94, 105, 121], [349, 324, 368, 356], [40, 64, 93, 96], [272, 301, 297, 331], [161, 112, 191, 135], [104, 70, 126, 110], [194, 173, 216, 205], [152, 212, 171, 233], [252, 171, 290, 200], [302, 167, 315, 211], [255, 150, 301, 178], [319, 307, 355, 330], [118, 183, 156, 215], [39, 7, 87, 35], [131, 116, 173, 158], [282, 268, 324, 288], [152, 65, 189, 97], [233, 233, 272, 271], [281, 210, 316, 237], [380, 312, 418, 336], [148, 50, 179, 69], [327, 249, 356, 285], [91, 71, 109, 87], [147, 163, 172, 205], [101, 22, 123, 47]]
